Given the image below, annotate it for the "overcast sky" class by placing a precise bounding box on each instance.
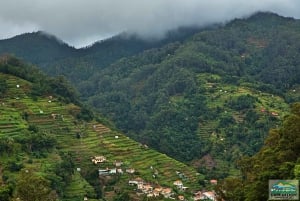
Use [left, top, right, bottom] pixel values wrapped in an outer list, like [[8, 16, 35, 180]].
[[0, 0, 300, 48]]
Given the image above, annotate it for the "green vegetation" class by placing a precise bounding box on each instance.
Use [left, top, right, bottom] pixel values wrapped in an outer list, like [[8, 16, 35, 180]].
[[216, 102, 300, 200], [0, 58, 202, 200], [1, 13, 300, 201], [1, 12, 300, 180]]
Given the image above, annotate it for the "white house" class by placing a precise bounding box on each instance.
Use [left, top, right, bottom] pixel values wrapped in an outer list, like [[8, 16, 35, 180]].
[[92, 156, 106, 164]]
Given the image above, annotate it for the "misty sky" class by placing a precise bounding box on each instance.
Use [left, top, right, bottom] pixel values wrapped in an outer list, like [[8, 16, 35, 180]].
[[1, 0, 300, 48]]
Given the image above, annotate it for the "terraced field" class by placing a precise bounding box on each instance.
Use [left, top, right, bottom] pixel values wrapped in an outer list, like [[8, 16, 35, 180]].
[[0, 72, 202, 201], [197, 73, 290, 135]]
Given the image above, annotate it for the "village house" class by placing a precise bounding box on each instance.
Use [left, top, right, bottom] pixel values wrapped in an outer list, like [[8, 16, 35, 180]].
[[193, 191, 217, 201], [129, 180, 138, 185], [128, 177, 181, 199], [153, 190, 160, 197], [147, 193, 154, 198], [193, 191, 203, 200], [91, 156, 106, 164], [161, 188, 173, 198], [173, 180, 184, 189], [128, 177, 144, 186], [98, 169, 110, 175], [137, 182, 144, 190], [178, 195, 185, 201], [210, 179, 218, 185], [154, 186, 163, 193], [109, 168, 117, 174], [51, 113, 59, 119], [141, 184, 153, 193], [114, 161, 123, 167], [202, 191, 216, 201], [126, 168, 135, 174], [98, 168, 117, 175]]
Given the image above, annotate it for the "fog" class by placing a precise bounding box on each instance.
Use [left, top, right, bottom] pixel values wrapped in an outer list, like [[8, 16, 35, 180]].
[[0, 0, 299, 47]]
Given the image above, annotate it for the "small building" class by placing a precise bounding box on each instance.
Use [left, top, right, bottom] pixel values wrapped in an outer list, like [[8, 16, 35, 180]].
[[129, 177, 144, 186], [154, 187, 163, 193], [109, 168, 117, 174], [92, 156, 106, 164], [161, 188, 172, 198], [129, 180, 138, 185], [173, 180, 183, 189], [98, 168, 117, 175], [178, 195, 185, 201], [98, 169, 110, 175], [147, 193, 154, 197], [142, 184, 153, 193], [153, 190, 160, 197], [126, 168, 135, 174], [210, 179, 218, 185], [181, 186, 189, 191], [202, 191, 216, 201], [193, 191, 203, 200], [114, 161, 123, 167]]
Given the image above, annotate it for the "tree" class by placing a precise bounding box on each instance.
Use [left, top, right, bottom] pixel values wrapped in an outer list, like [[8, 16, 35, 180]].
[[113, 191, 130, 201], [225, 102, 300, 201], [16, 169, 58, 201], [215, 178, 245, 201], [0, 185, 13, 201], [0, 78, 8, 97]]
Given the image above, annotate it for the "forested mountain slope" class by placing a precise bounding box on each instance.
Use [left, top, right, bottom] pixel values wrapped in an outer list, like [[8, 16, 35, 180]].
[[78, 12, 300, 173], [216, 102, 300, 201], [0, 56, 202, 201], [1, 12, 300, 179], [0, 28, 202, 83], [0, 31, 78, 65]]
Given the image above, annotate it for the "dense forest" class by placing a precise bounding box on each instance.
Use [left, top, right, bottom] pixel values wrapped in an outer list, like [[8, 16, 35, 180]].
[[75, 12, 299, 172], [216, 102, 300, 201], [1, 12, 300, 179]]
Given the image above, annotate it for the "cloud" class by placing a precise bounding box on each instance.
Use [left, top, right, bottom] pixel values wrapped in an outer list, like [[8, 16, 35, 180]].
[[0, 0, 300, 47]]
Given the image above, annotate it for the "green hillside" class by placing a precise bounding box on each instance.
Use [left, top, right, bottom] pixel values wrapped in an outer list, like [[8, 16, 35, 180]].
[[78, 12, 298, 175], [1, 12, 300, 183], [0, 57, 202, 201], [0, 28, 202, 83], [0, 31, 78, 65], [215, 102, 300, 200]]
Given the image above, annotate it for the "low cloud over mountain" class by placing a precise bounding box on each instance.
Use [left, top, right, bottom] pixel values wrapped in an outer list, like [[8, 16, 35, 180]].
[[1, 0, 300, 47]]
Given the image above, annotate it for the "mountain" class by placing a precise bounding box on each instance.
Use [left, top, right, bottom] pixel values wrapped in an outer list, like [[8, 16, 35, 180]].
[[77, 12, 300, 168], [1, 12, 300, 179], [0, 27, 203, 83], [0, 31, 78, 65], [0, 56, 203, 201]]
